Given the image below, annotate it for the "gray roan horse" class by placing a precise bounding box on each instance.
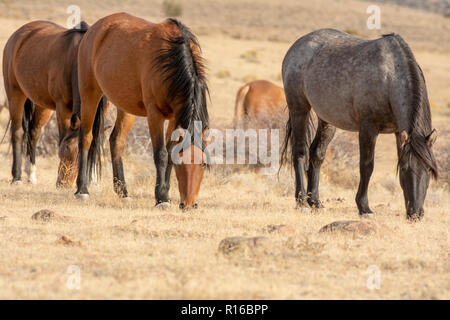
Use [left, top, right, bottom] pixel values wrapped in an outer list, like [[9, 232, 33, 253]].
[[281, 29, 438, 220]]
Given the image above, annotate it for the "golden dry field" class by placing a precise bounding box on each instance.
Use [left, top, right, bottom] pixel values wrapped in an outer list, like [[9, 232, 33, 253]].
[[0, 0, 449, 299]]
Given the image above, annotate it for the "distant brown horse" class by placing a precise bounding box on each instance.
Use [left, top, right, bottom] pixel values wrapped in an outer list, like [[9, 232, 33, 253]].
[[74, 13, 209, 209], [2, 20, 105, 187], [234, 80, 287, 129]]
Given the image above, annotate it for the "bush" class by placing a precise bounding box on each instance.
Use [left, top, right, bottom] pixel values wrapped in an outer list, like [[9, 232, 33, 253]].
[[162, 0, 183, 17]]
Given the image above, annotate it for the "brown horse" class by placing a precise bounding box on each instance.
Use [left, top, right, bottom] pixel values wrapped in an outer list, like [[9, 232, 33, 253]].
[[233, 80, 287, 129], [74, 13, 209, 209], [2, 20, 105, 187]]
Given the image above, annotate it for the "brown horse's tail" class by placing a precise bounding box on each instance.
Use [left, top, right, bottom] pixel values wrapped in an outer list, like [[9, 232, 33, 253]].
[[233, 84, 249, 128], [22, 99, 35, 161], [86, 96, 106, 184], [279, 111, 315, 174]]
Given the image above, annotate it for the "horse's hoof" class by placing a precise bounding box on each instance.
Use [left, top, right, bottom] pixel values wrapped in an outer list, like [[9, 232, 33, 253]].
[[11, 180, 23, 185], [28, 177, 37, 185], [75, 193, 90, 200], [156, 202, 170, 210], [122, 197, 133, 202], [360, 213, 374, 219]]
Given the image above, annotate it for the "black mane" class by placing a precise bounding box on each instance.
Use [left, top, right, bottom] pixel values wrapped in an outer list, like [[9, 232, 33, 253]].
[[153, 18, 209, 147], [388, 33, 438, 178]]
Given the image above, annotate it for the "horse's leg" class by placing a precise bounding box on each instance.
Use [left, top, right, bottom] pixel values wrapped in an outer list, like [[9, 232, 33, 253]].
[[110, 109, 135, 198], [164, 120, 175, 197], [147, 109, 170, 206], [356, 125, 378, 217], [7, 91, 27, 184], [56, 102, 72, 145], [307, 119, 336, 208], [25, 105, 52, 184], [287, 95, 311, 207], [75, 91, 102, 198]]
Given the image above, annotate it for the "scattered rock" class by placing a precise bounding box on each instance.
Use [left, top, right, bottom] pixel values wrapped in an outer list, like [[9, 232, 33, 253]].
[[218, 236, 269, 254], [31, 209, 56, 222], [264, 224, 295, 235], [55, 235, 81, 246], [155, 202, 171, 210], [31, 209, 70, 222], [319, 220, 388, 236]]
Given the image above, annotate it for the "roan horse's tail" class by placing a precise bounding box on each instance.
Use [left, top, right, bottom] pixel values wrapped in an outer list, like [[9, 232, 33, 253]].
[[233, 84, 249, 128], [280, 111, 316, 172]]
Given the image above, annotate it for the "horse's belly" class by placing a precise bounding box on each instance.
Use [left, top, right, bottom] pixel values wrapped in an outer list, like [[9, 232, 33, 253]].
[[106, 95, 147, 118], [97, 79, 147, 117], [309, 100, 360, 131]]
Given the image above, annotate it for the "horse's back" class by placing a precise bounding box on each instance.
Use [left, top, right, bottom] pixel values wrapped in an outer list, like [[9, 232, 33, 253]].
[[282, 29, 364, 84], [78, 13, 182, 117], [283, 29, 398, 132], [3, 21, 82, 108]]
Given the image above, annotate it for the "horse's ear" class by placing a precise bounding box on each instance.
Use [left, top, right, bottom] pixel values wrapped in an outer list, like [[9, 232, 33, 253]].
[[426, 129, 437, 147], [399, 130, 409, 148]]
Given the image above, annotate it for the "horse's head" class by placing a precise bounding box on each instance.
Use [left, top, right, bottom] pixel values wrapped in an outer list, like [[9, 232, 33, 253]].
[[398, 130, 438, 220], [56, 131, 79, 188], [172, 128, 208, 210]]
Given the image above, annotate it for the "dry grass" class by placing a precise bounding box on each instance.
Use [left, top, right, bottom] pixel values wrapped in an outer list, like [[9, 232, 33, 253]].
[[0, 0, 449, 299]]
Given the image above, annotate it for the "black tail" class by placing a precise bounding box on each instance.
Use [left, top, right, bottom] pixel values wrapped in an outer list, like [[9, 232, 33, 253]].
[[86, 96, 106, 184], [279, 111, 316, 172], [21, 99, 35, 161]]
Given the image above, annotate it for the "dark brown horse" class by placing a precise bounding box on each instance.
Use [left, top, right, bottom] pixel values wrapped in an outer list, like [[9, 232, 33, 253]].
[[234, 80, 287, 129], [2, 20, 105, 187], [74, 13, 209, 209], [282, 29, 438, 220]]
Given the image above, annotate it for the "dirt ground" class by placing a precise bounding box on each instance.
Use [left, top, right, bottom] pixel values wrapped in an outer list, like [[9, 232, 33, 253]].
[[0, 0, 448, 299]]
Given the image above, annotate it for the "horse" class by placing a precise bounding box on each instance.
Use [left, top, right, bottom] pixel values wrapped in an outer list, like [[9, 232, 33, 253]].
[[2, 20, 106, 187], [74, 13, 209, 209], [233, 80, 287, 129], [281, 29, 438, 221]]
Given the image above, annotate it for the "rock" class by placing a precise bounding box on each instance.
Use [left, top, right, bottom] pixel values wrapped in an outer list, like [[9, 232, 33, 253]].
[[31, 209, 70, 222], [264, 224, 295, 235], [55, 235, 81, 246], [319, 220, 387, 236], [31, 209, 56, 222], [218, 236, 269, 254], [155, 202, 171, 210]]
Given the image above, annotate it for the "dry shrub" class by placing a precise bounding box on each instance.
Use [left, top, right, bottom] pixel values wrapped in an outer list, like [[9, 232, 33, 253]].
[[216, 69, 231, 79], [242, 74, 259, 83], [162, 0, 183, 17], [36, 113, 59, 156], [240, 50, 260, 63], [321, 131, 359, 189], [344, 29, 363, 37]]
